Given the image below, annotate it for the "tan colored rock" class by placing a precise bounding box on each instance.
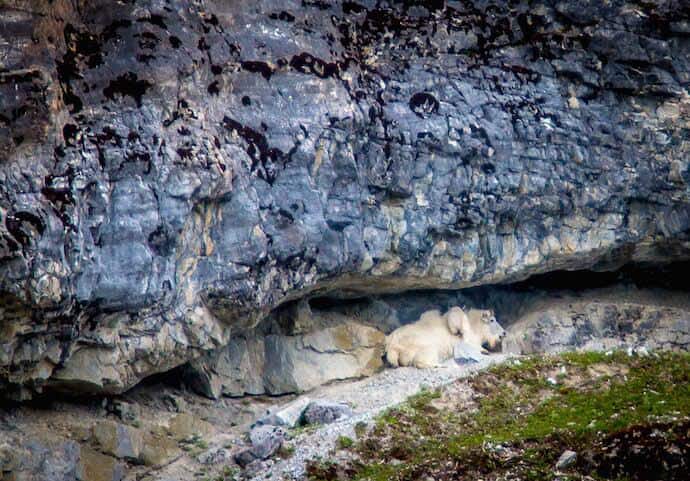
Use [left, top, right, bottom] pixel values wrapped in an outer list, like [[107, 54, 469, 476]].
[[139, 432, 180, 467], [264, 322, 385, 394], [167, 413, 213, 441], [92, 420, 143, 461], [78, 447, 124, 481], [187, 321, 385, 398]]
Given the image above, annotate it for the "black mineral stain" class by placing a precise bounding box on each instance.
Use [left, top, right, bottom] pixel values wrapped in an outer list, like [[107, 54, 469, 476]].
[[137, 14, 167, 30], [222, 116, 284, 184], [103, 73, 153, 107], [241, 61, 274, 80], [207, 81, 220, 95], [6, 211, 45, 247], [290, 52, 340, 78], [409, 92, 439, 118], [269, 11, 296, 22]]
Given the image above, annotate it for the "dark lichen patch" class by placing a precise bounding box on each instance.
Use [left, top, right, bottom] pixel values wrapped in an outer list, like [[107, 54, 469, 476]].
[[289, 52, 341, 79], [409, 92, 439, 118], [241, 61, 274, 80], [269, 11, 296, 23], [221, 116, 285, 184], [102, 72, 152, 107], [307, 351, 690, 481]]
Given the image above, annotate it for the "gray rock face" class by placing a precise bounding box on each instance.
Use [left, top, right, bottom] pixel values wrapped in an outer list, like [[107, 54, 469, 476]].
[[503, 287, 690, 354], [0, 437, 126, 481], [1, 0, 689, 398], [0, 439, 82, 481], [92, 420, 143, 461], [186, 307, 385, 398]]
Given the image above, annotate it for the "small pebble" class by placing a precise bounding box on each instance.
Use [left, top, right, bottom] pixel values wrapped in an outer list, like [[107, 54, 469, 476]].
[[555, 450, 577, 470]]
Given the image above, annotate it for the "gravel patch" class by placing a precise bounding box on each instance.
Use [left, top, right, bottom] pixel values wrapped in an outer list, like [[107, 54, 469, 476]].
[[249, 353, 510, 480]]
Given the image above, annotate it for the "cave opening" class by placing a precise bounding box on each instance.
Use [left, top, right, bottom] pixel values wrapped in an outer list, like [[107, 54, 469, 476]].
[[504, 261, 690, 293], [298, 260, 690, 332]]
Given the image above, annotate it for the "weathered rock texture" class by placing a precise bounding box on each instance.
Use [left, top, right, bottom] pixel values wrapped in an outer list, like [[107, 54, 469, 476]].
[[188, 281, 690, 397], [502, 287, 690, 354], [185, 313, 385, 398], [1, 0, 689, 398]]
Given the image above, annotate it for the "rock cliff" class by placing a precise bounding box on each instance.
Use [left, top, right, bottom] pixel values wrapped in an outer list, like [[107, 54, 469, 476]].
[[1, 0, 688, 399]]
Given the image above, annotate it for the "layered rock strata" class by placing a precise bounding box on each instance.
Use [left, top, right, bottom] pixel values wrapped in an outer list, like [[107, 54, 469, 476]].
[[0, 0, 688, 398]]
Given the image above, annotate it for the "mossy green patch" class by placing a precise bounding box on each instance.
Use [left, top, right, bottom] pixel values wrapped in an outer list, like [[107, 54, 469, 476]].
[[336, 436, 355, 449], [307, 350, 690, 481]]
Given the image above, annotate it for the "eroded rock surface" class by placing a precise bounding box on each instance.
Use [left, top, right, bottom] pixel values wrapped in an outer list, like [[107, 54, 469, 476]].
[[503, 287, 690, 354], [186, 300, 386, 398], [1, 0, 688, 398]]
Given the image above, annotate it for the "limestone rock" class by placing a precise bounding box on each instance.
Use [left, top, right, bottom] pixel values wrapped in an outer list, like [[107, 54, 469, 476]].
[[264, 322, 385, 394], [249, 425, 286, 459], [555, 450, 578, 470], [78, 447, 125, 481], [186, 336, 266, 399], [302, 401, 353, 425], [503, 288, 690, 354], [167, 413, 213, 442], [188, 322, 385, 398], [1, 0, 689, 398], [2, 438, 82, 481], [453, 341, 486, 364], [235, 425, 286, 467], [235, 424, 285, 467], [139, 433, 180, 467], [257, 397, 312, 428], [92, 420, 143, 461], [107, 399, 141, 424]]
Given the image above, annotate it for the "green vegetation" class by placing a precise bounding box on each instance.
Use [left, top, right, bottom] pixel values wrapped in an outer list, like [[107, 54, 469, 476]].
[[336, 436, 355, 449], [179, 433, 209, 453], [307, 351, 690, 481]]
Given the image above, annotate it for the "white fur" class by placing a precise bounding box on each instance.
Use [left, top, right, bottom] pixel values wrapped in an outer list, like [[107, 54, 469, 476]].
[[384, 306, 504, 369]]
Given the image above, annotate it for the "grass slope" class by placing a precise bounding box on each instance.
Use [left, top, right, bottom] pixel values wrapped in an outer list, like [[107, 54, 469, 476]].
[[307, 351, 690, 481]]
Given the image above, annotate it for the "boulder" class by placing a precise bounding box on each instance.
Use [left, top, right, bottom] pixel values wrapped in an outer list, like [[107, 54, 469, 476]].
[[188, 322, 385, 398], [92, 420, 143, 461], [234, 425, 286, 467], [257, 397, 312, 428], [248, 425, 287, 459], [167, 413, 213, 442], [453, 341, 486, 364], [264, 323, 385, 394], [302, 401, 353, 425], [78, 447, 125, 481], [555, 450, 578, 470], [139, 433, 180, 467]]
